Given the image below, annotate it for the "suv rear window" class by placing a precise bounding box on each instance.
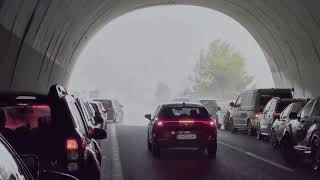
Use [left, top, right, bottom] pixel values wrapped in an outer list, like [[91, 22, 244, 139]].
[[96, 100, 112, 109], [2, 105, 51, 130], [158, 106, 210, 120], [0, 104, 53, 155], [276, 101, 292, 112], [259, 90, 292, 107]]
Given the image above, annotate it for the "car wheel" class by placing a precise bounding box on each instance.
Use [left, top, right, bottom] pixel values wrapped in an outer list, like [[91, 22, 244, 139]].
[[312, 138, 320, 172], [247, 120, 254, 136], [279, 136, 296, 163], [207, 144, 217, 158], [152, 143, 160, 157], [270, 131, 279, 149]]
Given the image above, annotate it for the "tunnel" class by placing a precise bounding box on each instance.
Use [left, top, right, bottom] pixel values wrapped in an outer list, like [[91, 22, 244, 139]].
[[0, 0, 320, 97]]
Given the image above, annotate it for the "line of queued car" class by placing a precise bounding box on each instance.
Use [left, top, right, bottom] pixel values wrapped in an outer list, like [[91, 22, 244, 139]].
[[216, 88, 320, 172], [0, 85, 109, 180]]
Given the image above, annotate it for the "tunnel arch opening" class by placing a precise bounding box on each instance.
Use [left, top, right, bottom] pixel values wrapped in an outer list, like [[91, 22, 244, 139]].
[[69, 5, 274, 102], [1, 0, 319, 97]]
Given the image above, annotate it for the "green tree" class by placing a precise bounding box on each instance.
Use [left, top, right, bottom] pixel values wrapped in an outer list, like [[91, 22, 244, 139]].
[[191, 39, 254, 98]]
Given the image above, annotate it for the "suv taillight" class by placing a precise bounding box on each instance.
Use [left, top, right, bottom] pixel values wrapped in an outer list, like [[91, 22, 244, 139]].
[[66, 138, 80, 171], [66, 139, 78, 151], [156, 121, 164, 127], [274, 112, 281, 119]]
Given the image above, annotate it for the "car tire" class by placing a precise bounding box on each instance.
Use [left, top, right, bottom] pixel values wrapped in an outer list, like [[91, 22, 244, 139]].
[[152, 143, 160, 157], [312, 138, 320, 173], [279, 135, 296, 163], [247, 120, 255, 136], [207, 144, 217, 158], [270, 131, 279, 149]]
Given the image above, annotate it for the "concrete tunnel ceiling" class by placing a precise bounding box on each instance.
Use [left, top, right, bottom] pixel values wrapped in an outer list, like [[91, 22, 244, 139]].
[[1, 0, 320, 97]]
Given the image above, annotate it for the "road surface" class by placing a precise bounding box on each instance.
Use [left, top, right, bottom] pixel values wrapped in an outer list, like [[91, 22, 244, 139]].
[[100, 123, 319, 180]]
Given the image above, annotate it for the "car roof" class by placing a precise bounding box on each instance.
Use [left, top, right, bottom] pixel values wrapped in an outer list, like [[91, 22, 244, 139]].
[[241, 88, 292, 93], [271, 97, 308, 103], [0, 92, 50, 105], [161, 102, 205, 107]]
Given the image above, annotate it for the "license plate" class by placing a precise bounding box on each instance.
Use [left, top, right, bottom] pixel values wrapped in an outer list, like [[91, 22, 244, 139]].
[[176, 134, 197, 140]]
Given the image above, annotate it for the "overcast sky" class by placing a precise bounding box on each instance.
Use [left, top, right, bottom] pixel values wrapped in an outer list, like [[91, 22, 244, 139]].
[[69, 5, 274, 103]]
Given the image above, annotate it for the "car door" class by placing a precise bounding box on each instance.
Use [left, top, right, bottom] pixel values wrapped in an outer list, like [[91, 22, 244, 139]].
[[267, 100, 277, 129], [232, 95, 243, 126], [0, 137, 32, 180], [260, 100, 272, 132], [273, 104, 292, 140], [291, 99, 316, 143]]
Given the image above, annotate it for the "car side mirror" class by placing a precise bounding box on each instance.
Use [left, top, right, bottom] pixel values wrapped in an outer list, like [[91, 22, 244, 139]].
[[91, 128, 107, 140], [229, 102, 235, 107], [145, 114, 152, 121], [20, 154, 39, 179], [289, 112, 298, 119], [39, 170, 78, 180]]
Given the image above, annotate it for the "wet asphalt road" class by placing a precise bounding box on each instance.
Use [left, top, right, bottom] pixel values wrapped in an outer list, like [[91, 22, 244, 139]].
[[100, 124, 319, 180]]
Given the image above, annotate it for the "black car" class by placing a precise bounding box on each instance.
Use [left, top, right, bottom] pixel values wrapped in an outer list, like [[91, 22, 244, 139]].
[[280, 97, 320, 172], [257, 97, 304, 139], [75, 98, 104, 165], [145, 102, 217, 158], [0, 132, 78, 180], [270, 100, 309, 148], [0, 85, 107, 180]]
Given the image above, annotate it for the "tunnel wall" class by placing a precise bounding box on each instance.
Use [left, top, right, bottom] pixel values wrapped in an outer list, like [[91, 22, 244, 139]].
[[0, 0, 320, 97]]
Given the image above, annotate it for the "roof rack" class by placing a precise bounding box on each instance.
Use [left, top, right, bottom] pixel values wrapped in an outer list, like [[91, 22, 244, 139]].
[[48, 84, 68, 98]]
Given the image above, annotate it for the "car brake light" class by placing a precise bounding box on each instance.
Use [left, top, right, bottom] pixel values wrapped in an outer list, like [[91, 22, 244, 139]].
[[209, 121, 215, 127], [66, 139, 78, 151], [274, 112, 281, 119], [255, 113, 260, 118], [156, 121, 164, 127], [178, 120, 194, 124]]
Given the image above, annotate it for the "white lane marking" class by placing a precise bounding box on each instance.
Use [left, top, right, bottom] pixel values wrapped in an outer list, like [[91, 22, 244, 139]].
[[218, 141, 294, 173], [110, 124, 124, 180]]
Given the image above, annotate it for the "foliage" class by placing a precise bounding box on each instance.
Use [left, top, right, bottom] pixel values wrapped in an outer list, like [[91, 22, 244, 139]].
[[191, 39, 254, 98]]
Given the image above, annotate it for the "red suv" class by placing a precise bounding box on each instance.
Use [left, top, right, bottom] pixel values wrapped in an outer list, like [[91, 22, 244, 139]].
[[145, 102, 217, 158]]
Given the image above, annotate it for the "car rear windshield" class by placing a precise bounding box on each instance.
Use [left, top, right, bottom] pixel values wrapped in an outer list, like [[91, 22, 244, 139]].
[[276, 101, 293, 112], [0, 104, 52, 154], [259, 91, 292, 107], [158, 106, 210, 120], [97, 100, 112, 109]]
